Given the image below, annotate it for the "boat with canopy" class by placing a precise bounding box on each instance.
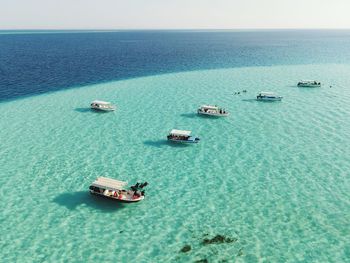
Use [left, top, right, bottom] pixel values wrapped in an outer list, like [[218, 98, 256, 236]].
[[89, 177, 147, 202], [167, 129, 200, 143], [197, 105, 229, 117], [297, 80, 321, 87], [90, 100, 116, 111], [256, 91, 283, 101]]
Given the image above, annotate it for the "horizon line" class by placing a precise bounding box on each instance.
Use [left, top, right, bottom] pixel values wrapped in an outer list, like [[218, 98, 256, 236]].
[[1, 28, 350, 31]]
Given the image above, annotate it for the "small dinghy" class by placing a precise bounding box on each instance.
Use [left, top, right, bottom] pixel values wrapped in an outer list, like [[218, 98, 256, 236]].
[[89, 177, 147, 202], [167, 129, 200, 143]]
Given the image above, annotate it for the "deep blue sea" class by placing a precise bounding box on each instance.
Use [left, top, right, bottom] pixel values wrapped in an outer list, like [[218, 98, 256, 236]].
[[1, 30, 350, 101], [1, 30, 350, 262]]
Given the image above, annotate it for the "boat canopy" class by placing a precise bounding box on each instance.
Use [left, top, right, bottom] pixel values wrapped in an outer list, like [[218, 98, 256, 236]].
[[91, 177, 128, 191], [259, 91, 276, 96], [91, 100, 111, 105], [299, 80, 317, 83], [169, 129, 191, 136], [200, 105, 219, 110]]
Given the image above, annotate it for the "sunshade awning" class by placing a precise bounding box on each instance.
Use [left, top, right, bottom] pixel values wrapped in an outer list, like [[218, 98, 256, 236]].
[[169, 129, 191, 136], [91, 177, 128, 191], [91, 100, 111, 105], [200, 105, 219, 110]]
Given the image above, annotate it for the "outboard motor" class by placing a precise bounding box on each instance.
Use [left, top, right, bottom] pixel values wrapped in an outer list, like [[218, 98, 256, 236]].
[[140, 182, 148, 188]]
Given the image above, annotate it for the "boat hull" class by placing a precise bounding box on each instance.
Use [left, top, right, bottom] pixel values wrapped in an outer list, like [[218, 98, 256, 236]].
[[91, 106, 116, 111], [257, 97, 282, 101], [297, 84, 321, 88], [90, 190, 144, 202], [198, 112, 229, 117], [168, 138, 200, 143]]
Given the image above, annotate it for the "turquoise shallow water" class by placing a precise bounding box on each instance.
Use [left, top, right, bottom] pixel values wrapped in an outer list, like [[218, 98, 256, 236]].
[[1, 64, 350, 262]]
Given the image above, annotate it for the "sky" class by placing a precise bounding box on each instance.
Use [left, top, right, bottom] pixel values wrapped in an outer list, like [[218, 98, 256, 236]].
[[1, 0, 350, 30]]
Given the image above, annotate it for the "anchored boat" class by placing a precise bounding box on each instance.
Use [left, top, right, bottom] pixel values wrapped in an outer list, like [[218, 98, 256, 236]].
[[90, 100, 116, 111], [297, 80, 321, 87], [197, 105, 229, 117], [256, 92, 282, 101], [89, 177, 147, 202], [167, 129, 200, 143]]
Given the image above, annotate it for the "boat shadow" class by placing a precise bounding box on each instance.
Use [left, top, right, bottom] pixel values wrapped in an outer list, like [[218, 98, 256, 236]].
[[241, 99, 257, 103], [243, 98, 282, 103], [53, 191, 126, 212], [74, 107, 109, 113], [180, 113, 223, 119], [180, 113, 197, 118], [144, 140, 190, 148]]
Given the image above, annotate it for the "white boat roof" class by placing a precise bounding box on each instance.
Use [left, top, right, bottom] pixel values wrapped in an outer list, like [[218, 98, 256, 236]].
[[91, 177, 128, 191], [91, 100, 111, 105], [170, 129, 191, 136], [200, 105, 219, 110], [259, 91, 276, 96]]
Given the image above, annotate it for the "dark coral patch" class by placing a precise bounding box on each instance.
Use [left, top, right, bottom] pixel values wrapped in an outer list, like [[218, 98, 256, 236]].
[[202, 235, 237, 245], [180, 245, 192, 253]]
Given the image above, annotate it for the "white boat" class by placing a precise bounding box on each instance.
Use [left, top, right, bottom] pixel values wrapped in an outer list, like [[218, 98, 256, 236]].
[[197, 105, 229, 117], [297, 80, 321, 87], [256, 91, 282, 101], [90, 100, 116, 111], [89, 177, 147, 202], [167, 129, 200, 143]]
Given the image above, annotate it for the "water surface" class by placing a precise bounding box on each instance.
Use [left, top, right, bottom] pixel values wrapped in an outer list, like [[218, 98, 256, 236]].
[[1, 64, 349, 262], [2, 30, 350, 101]]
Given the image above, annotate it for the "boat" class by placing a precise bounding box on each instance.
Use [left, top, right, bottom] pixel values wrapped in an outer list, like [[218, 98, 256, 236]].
[[90, 100, 116, 111], [297, 80, 321, 87], [89, 177, 147, 202], [197, 105, 229, 117], [256, 91, 283, 101], [167, 129, 200, 143]]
